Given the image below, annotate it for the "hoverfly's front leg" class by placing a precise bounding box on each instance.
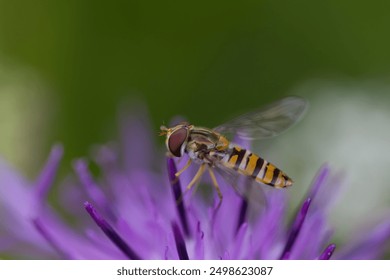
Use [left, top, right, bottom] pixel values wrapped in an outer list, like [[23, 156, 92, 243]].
[[176, 163, 207, 204], [185, 164, 206, 192], [175, 158, 192, 178]]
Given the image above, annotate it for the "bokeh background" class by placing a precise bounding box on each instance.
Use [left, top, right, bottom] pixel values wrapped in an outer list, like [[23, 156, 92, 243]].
[[1, 1, 390, 247]]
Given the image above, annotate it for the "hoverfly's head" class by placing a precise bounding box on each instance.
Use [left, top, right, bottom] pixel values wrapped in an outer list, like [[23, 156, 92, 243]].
[[160, 123, 190, 157]]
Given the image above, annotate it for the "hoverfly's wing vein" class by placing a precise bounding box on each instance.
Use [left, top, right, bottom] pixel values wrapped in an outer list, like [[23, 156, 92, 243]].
[[213, 96, 308, 140]]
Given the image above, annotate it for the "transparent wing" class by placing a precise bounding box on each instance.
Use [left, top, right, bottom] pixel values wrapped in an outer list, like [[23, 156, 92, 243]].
[[213, 161, 267, 209], [213, 96, 308, 140]]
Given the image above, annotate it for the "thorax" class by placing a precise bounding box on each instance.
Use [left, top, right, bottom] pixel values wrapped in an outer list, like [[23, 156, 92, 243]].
[[185, 126, 230, 164]]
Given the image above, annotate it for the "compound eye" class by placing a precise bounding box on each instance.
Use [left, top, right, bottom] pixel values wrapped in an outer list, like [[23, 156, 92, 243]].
[[168, 127, 188, 157]]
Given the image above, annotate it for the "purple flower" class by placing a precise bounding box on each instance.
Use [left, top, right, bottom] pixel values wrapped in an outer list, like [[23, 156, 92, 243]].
[[1, 107, 390, 259]]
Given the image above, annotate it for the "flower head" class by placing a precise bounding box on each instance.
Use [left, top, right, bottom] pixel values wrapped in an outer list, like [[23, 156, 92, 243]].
[[1, 107, 390, 259]]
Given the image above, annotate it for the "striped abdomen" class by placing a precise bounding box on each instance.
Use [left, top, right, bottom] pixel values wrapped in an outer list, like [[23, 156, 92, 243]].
[[221, 146, 293, 188]]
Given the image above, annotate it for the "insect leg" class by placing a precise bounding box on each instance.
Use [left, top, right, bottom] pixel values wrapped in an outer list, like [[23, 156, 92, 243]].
[[208, 168, 223, 206], [185, 164, 206, 191], [176, 164, 207, 204], [175, 158, 192, 177]]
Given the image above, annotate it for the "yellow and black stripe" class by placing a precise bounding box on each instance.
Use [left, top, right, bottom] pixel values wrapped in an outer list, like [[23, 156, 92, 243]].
[[227, 146, 247, 171], [223, 146, 293, 188]]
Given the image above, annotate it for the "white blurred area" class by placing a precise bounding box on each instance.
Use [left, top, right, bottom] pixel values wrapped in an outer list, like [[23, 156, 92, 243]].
[[259, 80, 390, 239], [0, 57, 54, 176]]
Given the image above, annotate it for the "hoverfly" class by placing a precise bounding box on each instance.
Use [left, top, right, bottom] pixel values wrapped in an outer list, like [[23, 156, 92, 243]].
[[160, 97, 307, 203]]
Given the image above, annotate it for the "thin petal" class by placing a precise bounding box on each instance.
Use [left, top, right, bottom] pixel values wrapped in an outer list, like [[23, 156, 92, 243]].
[[318, 244, 336, 260], [172, 222, 189, 260], [167, 157, 190, 237], [32, 218, 72, 259], [236, 199, 248, 233], [308, 164, 330, 199], [280, 198, 312, 259], [35, 144, 63, 201], [288, 211, 332, 259], [84, 201, 141, 260], [74, 159, 115, 219]]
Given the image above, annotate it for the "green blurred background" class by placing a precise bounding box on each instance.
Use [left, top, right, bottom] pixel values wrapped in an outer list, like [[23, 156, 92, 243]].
[[1, 0, 390, 251]]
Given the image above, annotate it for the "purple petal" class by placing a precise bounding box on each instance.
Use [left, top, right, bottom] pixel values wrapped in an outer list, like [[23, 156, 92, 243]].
[[287, 211, 333, 259], [164, 246, 170, 260], [167, 157, 190, 237], [308, 165, 346, 212], [35, 144, 63, 201], [251, 189, 288, 259], [93, 144, 176, 235], [280, 198, 312, 259], [221, 251, 231, 260], [280, 252, 290, 260], [32, 218, 72, 259], [307, 164, 330, 199], [230, 222, 248, 259], [208, 174, 245, 255], [74, 160, 115, 219], [193, 221, 204, 260], [0, 158, 52, 248], [335, 220, 390, 259], [33, 210, 122, 259], [236, 199, 248, 233], [172, 222, 189, 260], [119, 102, 154, 173], [318, 243, 336, 260], [84, 201, 141, 260]]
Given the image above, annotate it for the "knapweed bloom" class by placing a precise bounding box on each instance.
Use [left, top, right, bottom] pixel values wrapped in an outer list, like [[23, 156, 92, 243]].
[[0, 108, 390, 259]]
